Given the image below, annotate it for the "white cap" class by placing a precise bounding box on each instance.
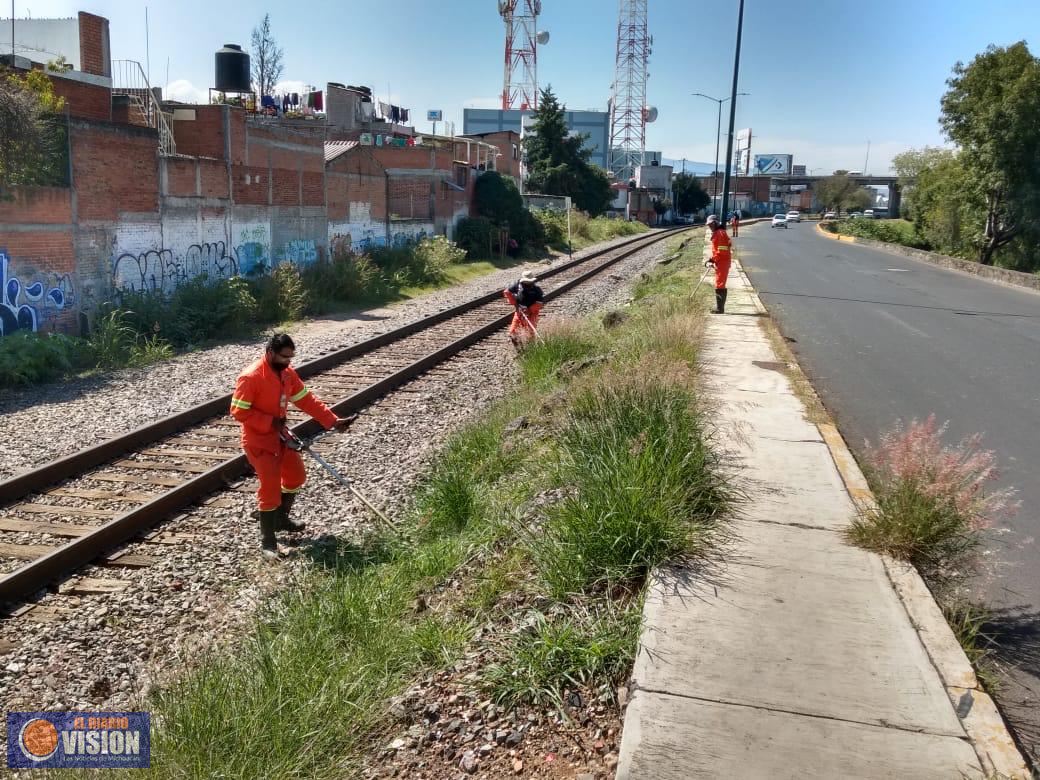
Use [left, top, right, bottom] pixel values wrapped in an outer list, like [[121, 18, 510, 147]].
[[519, 270, 538, 284], [706, 214, 719, 225]]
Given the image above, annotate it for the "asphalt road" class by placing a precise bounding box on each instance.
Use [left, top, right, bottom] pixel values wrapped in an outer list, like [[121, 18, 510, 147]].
[[737, 221, 1040, 762]]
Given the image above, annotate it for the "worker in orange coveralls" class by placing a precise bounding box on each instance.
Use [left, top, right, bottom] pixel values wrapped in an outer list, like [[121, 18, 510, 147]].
[[730, 211, 740, 237], [706, 214, 732, 314], [230, 333, 356, 558], [503, 270, 545, 349]]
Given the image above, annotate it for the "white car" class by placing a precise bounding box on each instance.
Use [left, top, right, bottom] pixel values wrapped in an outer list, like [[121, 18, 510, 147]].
[[786, 210, 801, 223], [849, 211, 864, 219], [824, 211, 837, 219], [771, 214, 788, 229]]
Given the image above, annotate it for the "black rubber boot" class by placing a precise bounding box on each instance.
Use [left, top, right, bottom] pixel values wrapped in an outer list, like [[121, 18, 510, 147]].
[[257, 509, 280, 559], [277, 491, 305, 532], [718, 288, 728, 313]]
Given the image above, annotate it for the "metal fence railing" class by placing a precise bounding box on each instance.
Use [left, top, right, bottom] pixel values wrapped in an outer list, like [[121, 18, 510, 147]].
[[111, 59, 176, 156]]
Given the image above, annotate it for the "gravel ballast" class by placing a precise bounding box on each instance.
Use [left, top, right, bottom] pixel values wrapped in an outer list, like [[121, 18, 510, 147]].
[[0, 232, 680, 776]]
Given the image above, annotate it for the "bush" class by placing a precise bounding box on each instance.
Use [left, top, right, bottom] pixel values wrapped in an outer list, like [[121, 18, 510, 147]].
[[0, 331, 85, 386], [370, 236, 463, 289], [299, 253, 379, 313], [88, 308, 139, 368], [120, 276, 259, 347], [838, 218, 930, 250], [847, 415, 1016, 585], [455, 217, 494, 258], [251, 263, 307, 323]]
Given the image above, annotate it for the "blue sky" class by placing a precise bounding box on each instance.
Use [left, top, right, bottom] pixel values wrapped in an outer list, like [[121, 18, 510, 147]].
[[8, 0, 1039, 173]]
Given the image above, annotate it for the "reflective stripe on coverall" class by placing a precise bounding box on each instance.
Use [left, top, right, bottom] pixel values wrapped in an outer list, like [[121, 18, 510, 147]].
[[230, 357, 338, 511]]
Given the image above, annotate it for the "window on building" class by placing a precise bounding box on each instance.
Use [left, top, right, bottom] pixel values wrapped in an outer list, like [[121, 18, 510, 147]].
[[455, 165, 468, 188], [512, 143, 519, 161]]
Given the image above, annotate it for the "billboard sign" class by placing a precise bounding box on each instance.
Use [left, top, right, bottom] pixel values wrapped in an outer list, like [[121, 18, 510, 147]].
[[754, 154, 793, 175], [427, 110, 443, 122], [736, 127, 751, 142], [792, 164, 806, 176]]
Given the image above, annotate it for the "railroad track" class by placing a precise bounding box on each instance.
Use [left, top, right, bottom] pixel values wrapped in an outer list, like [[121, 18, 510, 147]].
[[0, 227, 687, 612]]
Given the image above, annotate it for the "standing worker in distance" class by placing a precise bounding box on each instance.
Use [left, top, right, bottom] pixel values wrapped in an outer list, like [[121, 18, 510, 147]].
[[730, 211, 740, 237], [230, 333, 356, 558], [706, 214, 732, 314], [503, 270, 545, 349]]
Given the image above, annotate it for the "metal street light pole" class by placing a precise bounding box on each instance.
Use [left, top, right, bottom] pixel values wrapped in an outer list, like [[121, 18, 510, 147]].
[[694, 90, 749, 216], [720, 0, 746, 226]]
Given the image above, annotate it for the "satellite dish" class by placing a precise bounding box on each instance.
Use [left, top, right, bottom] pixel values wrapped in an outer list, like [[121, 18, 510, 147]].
[[498, 0, 508, 15], [644, 106, 659, 123], [536, 30, 550, 45], [534, 0, 542, 13]]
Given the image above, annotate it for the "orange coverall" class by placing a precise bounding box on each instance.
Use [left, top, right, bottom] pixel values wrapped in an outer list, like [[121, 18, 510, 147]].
[[710, 228, 732, 290], [230, 357, 338, 511], [503, 289, 543, 339]]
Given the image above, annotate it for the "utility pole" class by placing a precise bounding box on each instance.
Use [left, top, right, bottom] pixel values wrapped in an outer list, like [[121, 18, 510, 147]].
[[719, 0, 746, 225], [694, 90, 748, 216]]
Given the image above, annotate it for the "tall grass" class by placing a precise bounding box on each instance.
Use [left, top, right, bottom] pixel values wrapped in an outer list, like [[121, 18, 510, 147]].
[[140, 229, 732, 774], [532, 370, 729, 597], [516, 318, 602, 388], [847, 415, 1014, 585], [483, 604, 641, 707]]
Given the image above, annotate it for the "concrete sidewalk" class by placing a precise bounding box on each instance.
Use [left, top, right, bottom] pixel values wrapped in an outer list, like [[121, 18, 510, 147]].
[[615, 250, 1029, 778]]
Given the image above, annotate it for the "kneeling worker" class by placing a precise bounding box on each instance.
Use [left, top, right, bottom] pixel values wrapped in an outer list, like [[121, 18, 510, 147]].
[[230, 333, 356, 558], [503, 270, 544, 348]]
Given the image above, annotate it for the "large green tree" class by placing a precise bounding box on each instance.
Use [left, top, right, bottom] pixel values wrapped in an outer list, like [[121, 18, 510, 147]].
[[815, 173, 861, 213], [940, 41, 1040, 265], [672, 173, 710, 215], [524, 86, 613, 216]]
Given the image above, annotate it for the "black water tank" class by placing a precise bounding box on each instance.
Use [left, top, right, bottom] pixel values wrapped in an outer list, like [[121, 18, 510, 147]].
[[215, 44, 251, 93]]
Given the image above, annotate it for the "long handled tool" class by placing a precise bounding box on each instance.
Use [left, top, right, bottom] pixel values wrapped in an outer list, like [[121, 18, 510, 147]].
[[692, 260, 715, 298], [515, 305, 540, 341], [280, 428, 396, 531]]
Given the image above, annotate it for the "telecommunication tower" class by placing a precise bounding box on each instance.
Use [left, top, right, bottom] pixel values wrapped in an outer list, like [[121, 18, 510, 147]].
[[499, 1, 549, 110], [608, 0, 655, 182]]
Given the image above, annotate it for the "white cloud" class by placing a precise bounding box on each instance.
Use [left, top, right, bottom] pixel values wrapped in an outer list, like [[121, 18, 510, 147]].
[[165, 79, 207, 104]]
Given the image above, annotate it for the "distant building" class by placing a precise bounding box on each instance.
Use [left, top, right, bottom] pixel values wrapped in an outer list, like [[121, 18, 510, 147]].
[[463, 108, 611, 170]]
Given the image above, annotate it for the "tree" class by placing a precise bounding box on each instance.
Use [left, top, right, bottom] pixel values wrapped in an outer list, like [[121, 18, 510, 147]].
[[251, 14, 284, 98], [0, 69, 67, 196], [472, 171, 540, 245], [672, 173, 710, 215], [940, 42, 1040, 265], [524, 86, 613, 216], [815, 174, 860, 213]]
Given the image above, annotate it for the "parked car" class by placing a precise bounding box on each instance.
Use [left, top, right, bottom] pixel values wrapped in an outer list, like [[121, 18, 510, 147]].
[[823, 211, 837, 219], [849, 212, 864, 219], [771, 214, 788, 229], [786, 210, 801, 223], [863, 209, 874, 218]]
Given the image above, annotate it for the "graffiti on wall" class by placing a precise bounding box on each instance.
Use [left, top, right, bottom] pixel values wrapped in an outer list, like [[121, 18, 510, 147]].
[[235, 225, 271, 277], [329, 220, 433, 257], [112, 242, 238, 295], [281, 239, 318, 265], [0, 249, 74, 336]]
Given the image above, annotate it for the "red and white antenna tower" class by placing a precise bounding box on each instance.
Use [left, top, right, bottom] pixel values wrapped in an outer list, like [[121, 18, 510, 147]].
[[609, 0, 654, 182], [499, 0, 548, 110]]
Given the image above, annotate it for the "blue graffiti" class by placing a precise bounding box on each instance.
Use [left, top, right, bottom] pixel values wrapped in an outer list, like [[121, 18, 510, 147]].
[[1, 249, 72, 336], [236, 242, 269, 276]]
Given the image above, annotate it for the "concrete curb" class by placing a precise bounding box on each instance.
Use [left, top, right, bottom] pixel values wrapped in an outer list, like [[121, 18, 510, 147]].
[[732, 242, 1032, 779], [813, 222, 1040, 294]]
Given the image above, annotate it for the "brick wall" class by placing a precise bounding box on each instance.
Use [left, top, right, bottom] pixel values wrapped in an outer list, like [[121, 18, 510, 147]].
[[45, 71, 112, 122], [71, 120, 159, 221], [171, 105, 228, 160], [78, 12, 111, 78], [0, 188, 79, 336]]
